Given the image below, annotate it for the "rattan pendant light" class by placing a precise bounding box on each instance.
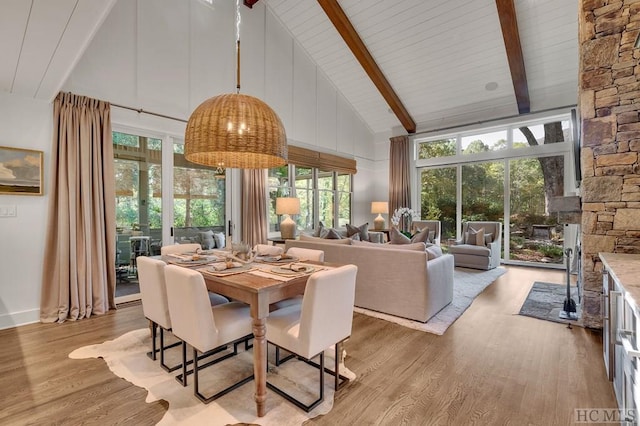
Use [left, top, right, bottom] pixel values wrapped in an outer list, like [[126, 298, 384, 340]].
[[184, 0, 287, 169]]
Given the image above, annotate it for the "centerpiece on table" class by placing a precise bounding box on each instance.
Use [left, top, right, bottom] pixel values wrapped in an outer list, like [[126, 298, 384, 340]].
[[391, 207, 419, 237]]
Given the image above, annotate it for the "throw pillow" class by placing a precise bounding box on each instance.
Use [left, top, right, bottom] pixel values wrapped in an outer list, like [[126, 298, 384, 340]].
[[425, 245, 443, 260], [349, 233, 361, 241], [199, 230, 215, 250], [213, 231, 226, 249], [323, 228, 343, 239], [428, 230, 436, 244], [466, 227, 484, 246], [346, 223, 369, 242], [313, 221, 325, 237], [389, 226, 411, 244], [410, 227, 430, 244]]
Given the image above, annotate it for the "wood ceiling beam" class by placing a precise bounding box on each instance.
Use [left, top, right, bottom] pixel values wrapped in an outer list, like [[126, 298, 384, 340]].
[[317, 0, 416, 133], [495, 0, 530, 114]]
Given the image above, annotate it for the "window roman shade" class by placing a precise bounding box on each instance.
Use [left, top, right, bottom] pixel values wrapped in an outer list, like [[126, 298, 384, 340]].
[[287, 146, 357, 174]]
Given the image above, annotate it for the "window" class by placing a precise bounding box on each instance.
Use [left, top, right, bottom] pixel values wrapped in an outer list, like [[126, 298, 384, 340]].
[[415, 112, 575, 267], [268, 164, 353, 235]]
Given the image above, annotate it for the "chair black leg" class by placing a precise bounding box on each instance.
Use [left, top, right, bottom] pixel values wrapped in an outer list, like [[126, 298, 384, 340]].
[[147, 322, 158, 361], [191, 335, 255, 404], [267, 346, 325, 412], [176, 341, 188, 387]]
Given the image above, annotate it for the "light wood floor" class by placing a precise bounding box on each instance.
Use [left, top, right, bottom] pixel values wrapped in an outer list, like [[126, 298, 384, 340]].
[[0, 266, 616, 425]]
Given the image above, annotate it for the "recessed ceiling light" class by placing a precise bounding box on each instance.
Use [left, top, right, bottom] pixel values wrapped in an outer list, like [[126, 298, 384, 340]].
[[485, 82, 498, 91]]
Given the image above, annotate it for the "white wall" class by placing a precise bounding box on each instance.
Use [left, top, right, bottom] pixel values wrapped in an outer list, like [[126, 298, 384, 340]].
[[0, 0, 387, 328], [0, 92, 51, 329]]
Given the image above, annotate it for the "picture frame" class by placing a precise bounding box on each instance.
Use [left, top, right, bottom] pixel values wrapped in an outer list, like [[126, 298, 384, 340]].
[[0, 146, 43, 196]]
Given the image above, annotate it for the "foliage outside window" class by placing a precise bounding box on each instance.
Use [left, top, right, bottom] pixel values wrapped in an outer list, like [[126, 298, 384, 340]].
[[268, 164, 353, 234], [416, 114, 573, 266]]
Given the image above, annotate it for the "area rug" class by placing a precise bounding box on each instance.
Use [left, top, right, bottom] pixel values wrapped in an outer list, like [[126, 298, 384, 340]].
[[69, 329, 355, 425], [519, 281, 581, 324], [353, 267, 507, 335]]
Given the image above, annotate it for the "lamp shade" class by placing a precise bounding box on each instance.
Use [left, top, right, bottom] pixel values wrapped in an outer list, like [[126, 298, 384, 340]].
[[184, 93, 288, 169], [276, 197, 300, 215], [371, 201, 389, 214]]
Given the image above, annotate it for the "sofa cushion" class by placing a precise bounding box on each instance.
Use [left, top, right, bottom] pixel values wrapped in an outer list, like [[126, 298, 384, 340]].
[[199, 230, 215, 249], [389, 227, 411, 244], [213, 231, 226, 249], [351, 240, 426, 251], [346, 222, 369, 241], [426, 245, 443, 260], [300, 234, 352, 244], [449, 244, 491, 256]]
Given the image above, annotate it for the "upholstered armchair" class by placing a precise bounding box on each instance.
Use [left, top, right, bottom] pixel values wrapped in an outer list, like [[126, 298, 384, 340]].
[[449, 221, 502, 270], [411, 220, 441, 246]]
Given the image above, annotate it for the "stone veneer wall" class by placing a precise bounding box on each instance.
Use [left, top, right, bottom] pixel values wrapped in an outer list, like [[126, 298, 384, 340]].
[[579, 0, 640, 328]]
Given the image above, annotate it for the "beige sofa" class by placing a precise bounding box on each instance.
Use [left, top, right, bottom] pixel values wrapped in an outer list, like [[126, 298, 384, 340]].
[[285, 239, 454, 322]]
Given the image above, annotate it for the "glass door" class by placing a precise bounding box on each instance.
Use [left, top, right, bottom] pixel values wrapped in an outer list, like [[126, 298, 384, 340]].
[[419, 166, 457, 249], [113, 131, 163, 302]]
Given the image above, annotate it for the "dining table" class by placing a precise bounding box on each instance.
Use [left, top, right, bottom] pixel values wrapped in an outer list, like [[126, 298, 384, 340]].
[[164, 252, 327, 417]]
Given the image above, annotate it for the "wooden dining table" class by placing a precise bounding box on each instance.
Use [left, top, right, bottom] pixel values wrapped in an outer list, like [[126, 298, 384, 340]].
[[198, 263, 313, 417]]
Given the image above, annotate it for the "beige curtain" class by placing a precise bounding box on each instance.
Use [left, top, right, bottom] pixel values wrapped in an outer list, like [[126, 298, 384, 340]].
[[389, 135, 411, 216], [41, 92, 116, 323], [242, 169, 268, 248]]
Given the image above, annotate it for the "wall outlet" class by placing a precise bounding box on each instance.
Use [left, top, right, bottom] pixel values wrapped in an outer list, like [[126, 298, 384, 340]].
[[0, 205, 17, 217]]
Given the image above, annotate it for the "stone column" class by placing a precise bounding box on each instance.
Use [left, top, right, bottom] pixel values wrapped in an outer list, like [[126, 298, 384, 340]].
[[579, 0, 640, 328]]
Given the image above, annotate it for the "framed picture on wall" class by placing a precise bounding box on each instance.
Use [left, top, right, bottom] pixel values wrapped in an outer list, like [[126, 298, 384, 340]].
[[0, 146, 43, 196]]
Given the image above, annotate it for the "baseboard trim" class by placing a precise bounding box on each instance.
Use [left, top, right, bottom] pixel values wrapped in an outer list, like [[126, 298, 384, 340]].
[[0, 309, 40, 330]]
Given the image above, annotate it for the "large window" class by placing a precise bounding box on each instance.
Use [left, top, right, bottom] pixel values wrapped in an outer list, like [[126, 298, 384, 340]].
[[415, 112, 574, 267]]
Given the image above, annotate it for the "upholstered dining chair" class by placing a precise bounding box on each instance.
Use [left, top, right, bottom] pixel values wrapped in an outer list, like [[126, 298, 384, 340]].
[[271, 247, 325, 311], [137, 256, 183, 372], [160, 244, 229, 306], [266, 264, 358, 412], [164, 265, 254, 403], [160, 243, 202, 255], [285, 247, 324, 262]]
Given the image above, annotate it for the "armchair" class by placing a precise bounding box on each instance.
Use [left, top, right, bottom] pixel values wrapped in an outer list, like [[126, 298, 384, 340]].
[[449, 221, 502, 270], [411, 220, 441, 246]]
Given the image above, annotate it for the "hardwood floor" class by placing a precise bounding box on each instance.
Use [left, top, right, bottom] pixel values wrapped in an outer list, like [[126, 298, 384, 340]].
[[0, 266, 616, 425]]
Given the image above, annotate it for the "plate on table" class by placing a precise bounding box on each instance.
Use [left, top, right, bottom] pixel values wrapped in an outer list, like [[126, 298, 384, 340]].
[[168, 257, 214, 266], [270, 265, 314, 275], [260, 255, 299, 264]]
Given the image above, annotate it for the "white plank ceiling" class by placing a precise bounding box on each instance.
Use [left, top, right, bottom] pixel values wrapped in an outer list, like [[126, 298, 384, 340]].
[[265, 0, 578, 134], [0, 0, 578, 136], [0, 0, 117, 101]]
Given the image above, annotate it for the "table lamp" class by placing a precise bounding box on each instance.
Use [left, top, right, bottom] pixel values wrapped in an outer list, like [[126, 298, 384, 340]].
[[371, 201, 389, 230], [276, 197, 300, 239]]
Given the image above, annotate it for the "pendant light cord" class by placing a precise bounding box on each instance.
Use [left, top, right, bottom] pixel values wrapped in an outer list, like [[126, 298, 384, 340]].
[[236, 0, 241, 94]]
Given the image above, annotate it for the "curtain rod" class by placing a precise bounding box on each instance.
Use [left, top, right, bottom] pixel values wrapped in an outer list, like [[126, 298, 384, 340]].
[[410, 104, 577, 137], [111, 102, 188, 123]]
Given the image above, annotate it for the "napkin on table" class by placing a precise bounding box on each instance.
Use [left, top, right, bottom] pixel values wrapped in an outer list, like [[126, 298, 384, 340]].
[[210, 261, 242, 271]]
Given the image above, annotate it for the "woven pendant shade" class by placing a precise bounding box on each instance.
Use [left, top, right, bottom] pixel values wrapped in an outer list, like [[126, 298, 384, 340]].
[[184, 93, 288, 169]]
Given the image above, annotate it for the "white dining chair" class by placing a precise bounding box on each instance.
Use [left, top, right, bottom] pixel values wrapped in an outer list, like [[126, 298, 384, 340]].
[[266, 264, 357, 412], [160, 243, 229, 306], [137, 256, 183, 372], [161, 243, 202, 255], [164, 265, 254, 403], [285, 247, 324, 262], [270, 247, 326, 312]]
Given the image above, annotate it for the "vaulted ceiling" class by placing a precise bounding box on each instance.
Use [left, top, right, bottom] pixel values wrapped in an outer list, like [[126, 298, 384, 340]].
[[266, 0, 578, 134], [0, 0, 578, 136]]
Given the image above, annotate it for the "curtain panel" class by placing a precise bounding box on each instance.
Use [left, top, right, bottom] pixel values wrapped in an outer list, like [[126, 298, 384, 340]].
[[388, 135, 411, 216], [41, 92, 116, 323], [242, 169, 268, 248]]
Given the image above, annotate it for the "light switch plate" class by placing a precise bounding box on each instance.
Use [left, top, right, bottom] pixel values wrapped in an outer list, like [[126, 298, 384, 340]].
[[0, 205, 17, 217]]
